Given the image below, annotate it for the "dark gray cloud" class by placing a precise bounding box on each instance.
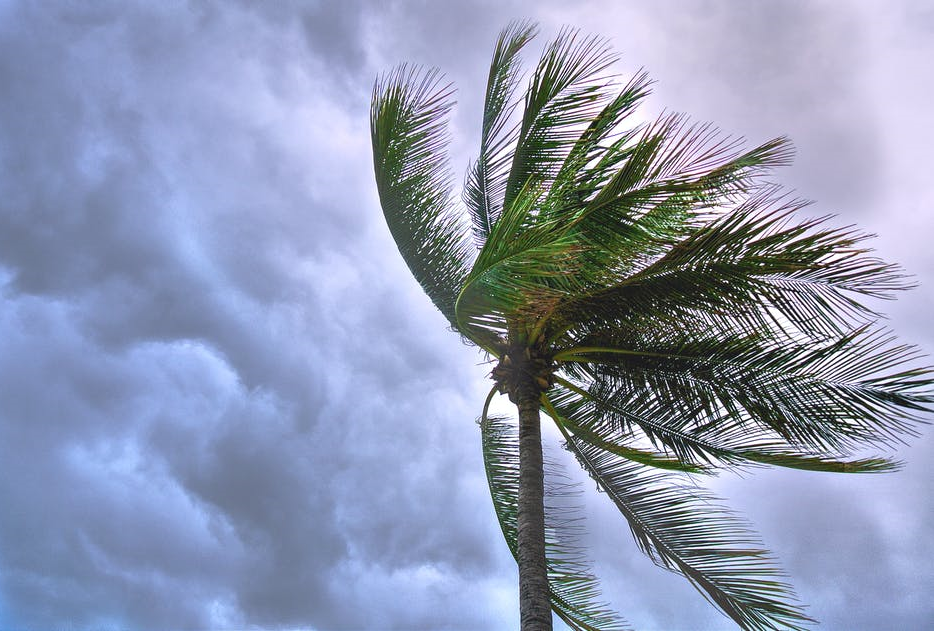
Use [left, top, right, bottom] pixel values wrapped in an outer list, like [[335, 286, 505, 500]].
[[0, 3, 507, 629], [0, 1, 931, 629]]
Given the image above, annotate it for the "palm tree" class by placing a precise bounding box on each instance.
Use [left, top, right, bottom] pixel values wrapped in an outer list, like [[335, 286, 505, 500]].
[[370, 21, 932, 631]]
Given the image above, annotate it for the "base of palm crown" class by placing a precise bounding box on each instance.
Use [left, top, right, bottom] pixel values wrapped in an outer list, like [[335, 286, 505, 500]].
[[491, 343, 558, 404]]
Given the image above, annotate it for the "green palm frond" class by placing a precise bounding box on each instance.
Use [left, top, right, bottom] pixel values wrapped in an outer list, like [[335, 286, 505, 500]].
[[550, 377, 902, 474], [548, 186, 909, 346], [578, 118, 790, 223], [556, 325, 931, 455], [555, 414, 813, 631], [573, 138, 794, 284], [541, 390, 707, 473], [542, 70, 653, 214], [461, 112, 801, 349], [465, 20, 538, 246], [480, 392, 629, 630], [504, 27, 618, 214], [534, 134, 796, 343], [371, 65, 473, 327], [457, 181, 588, 347]]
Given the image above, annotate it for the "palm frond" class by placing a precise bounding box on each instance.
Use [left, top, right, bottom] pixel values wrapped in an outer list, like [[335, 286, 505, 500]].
[[457, 181, 588, 347], [564, 118, 792, 259], [551, 377, 902, 474], [457, 61, 800, 346], [503, 28, 618, 213], [549, 187, 912, 345], [559, 421, 814, 630], [541, 390, 707, 473], [371, 65, 473, 327], [555, 324, 932, 455], [480, 391, 629, 630], [581, 117, 786, 218], [512, 122, 794, 343], [542, 70, 654, 214], [465, 20, 538, 247]]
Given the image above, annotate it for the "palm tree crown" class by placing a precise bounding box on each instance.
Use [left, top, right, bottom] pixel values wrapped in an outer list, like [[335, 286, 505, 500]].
[[370, 21, 932, 630]]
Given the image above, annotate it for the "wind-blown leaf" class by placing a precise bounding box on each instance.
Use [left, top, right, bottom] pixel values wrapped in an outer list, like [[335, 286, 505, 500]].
[[457, 180, 590, 347], [550, 377, 903, 474], [541, 391, 706, 473], [504, 27, 618, 213], [550, 187, 911, 345], [542, 70, 654, 215], [557, 416, 813, 630], [465, 20, 538, 246], [371, 65, 473, 327], [556, 325, 932, 454]]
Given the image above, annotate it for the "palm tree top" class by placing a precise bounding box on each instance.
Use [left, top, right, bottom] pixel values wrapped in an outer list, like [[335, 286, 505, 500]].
[[371, 20, 932, 630]]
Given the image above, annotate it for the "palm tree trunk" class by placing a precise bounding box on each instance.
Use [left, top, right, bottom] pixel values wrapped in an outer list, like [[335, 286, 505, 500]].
[[516, 375, 552, 630]]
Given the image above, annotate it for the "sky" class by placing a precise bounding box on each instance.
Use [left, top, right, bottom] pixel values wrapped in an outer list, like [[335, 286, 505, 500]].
[[0, 1, 932, 629]]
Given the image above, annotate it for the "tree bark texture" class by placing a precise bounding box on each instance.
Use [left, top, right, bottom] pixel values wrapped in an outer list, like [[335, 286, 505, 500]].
[[516, 375, 552, 631]]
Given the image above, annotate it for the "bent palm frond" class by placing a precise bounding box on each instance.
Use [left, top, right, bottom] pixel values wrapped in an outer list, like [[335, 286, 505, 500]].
[[549, 187, 910, 346], [504, 27, 619, 214], [554, 412, 813, 631], [550, 377, 902, 474], [372, 65, 473, 327], [541, 391, 707, 473], [556, 325, 931, 454], [465, 20, 538, 246]]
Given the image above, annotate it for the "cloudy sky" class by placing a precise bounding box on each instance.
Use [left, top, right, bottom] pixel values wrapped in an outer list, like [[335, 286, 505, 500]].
[[1, 1, 932, 629]]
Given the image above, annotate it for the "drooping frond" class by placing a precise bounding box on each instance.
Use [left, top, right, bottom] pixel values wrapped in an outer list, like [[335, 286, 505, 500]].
[[555, 323, 932, 457], [465, 20, 538, 247], [480, 392, 629, 630], [555, 415, 814, 630], [550, 377, 902, 474], [541, 390, 708, 473], [371, 65, 473, 327]]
